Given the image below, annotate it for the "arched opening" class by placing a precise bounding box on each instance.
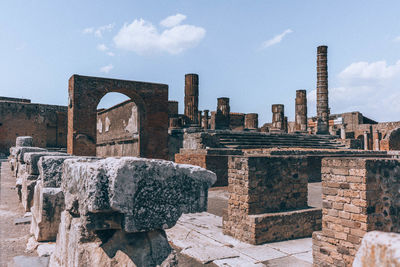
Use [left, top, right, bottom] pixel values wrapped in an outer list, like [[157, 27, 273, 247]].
[[67, 75, 169, 159], [96, 93, 141, 157]]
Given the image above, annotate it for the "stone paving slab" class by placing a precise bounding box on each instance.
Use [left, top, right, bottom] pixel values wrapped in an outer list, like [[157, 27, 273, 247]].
[[166, 212, 314, 266]]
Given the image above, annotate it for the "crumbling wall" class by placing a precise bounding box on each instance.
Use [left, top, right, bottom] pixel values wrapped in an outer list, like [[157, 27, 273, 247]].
[[96, 99, 140, 157], [0, 100, 67, 155]]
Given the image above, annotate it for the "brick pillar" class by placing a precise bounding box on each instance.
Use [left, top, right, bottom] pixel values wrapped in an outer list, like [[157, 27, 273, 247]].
[[202, 110, 209, 130], [373, 129, 380, 151], [316, 46, 329, 134], [215, 97, 230, 130], [184, 74, 199, 125], [244, 113, 258, 130], [363, 131, 369, 150], [197, 111, 202, 127], [313, 158, 400, 266], [295, 90, 308, 132], [271, 104, 284, 131]]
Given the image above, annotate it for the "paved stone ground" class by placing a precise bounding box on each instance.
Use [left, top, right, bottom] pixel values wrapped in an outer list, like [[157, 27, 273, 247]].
[[0, 160, 36, 267], [166, 183, 322, 266]]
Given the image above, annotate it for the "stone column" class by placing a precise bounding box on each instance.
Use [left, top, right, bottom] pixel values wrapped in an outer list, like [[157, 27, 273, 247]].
[[283, 116, 288, 133], [215, 97, 230, 130], [316, 46, 329, 134], [197, 111, 202, 127], [295, 90, 307, 132], [340, 124, 346, 139], [184, 73, 199, 125], [271, 104, 285, 131], [202, 110, 209, 130], [364, 131, 369, 150], [244, 113, 258, 130]]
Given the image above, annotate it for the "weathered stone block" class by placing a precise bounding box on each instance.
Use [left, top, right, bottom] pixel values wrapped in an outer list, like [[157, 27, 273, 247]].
[[16, 147, 47, 163], [24, 152, 69, 175], [353, 231, 400, 267], [62, 157, 216, 232], [30, 180, 65, 241], [16, 136, 33, 147], [38, 155, 74, 187], [49, 212, 177, 267], [21, 174, 38, 211]]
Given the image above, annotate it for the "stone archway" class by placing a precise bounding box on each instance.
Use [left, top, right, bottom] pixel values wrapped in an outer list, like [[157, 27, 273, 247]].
[[67, 75, 168, 159], [381, 127, 400, 151]]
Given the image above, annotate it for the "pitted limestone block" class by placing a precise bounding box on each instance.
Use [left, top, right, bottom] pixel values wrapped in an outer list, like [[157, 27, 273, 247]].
[[62, 157, 216, 232], [16, 147, 47, 163], [38, 156, 74, 188], [21, 174, 39, 211], [24, 152, 69, 175], [49, 211, 177, 267], [16, 178, 22, 201], [30, 180, 65, 241], [353, 231, 400, 267], [16, 136, 34, 147]]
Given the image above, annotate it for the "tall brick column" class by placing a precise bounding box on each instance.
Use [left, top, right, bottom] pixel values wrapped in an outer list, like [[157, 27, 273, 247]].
[[316, 46, 329, 134], [184, 73, 199, 125], [244, 113, 258, 130], [202, 110, 209, 130], [215, 97, 230, 130], [295, 90, 308, 132], [271, 104, 285, 131]]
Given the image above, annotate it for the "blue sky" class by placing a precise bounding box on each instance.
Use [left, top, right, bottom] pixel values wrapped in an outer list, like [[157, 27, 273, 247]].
[[1, 1, 400, 124]]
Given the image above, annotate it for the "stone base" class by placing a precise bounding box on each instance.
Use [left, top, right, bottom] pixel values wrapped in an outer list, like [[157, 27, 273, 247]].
[[50, 212, 178, 267], [30, 181, 64, 241], [223, 207, 322, 245]]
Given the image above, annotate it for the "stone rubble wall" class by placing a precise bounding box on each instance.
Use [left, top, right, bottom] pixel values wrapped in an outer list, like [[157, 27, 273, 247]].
[[312, 157, 400, 267]]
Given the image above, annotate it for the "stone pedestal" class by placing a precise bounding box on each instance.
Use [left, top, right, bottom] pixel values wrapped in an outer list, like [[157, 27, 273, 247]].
[[215, 98, 230, 130], [271, 104, 285, 131], [223, 156, 321, 244]]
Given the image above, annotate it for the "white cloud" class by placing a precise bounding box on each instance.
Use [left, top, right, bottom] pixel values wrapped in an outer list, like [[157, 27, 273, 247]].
[[394, 36, 400, 42], [308, 60, 400, 121], [82, 23, 115, 38], [107, 52, 115, 57], [160, 13, 187, 28], [113, 15, 205, 55], [100, 64, 114, 73], [262, 29, 293, 48], [97, 44, 108, 51]]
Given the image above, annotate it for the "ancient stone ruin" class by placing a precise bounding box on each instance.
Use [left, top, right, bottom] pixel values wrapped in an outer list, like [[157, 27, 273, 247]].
[[2, 44, 400, 266]]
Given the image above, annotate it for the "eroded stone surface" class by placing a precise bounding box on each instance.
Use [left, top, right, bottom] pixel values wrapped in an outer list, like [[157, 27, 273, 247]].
[[15, 136, 34, 147], [30, 180, 65, 241], [62, 157, 216, 232], [38, 155, 73, 187], [353, 231, 400, 267], [24, 152, 69, 175]]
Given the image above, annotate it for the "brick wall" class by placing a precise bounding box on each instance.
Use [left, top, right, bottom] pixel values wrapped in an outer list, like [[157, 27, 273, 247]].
[[0, 101, 67, 155], [223, 155, 321, 244], [96, 99, 139, 157], [313, 157, 400, 266]]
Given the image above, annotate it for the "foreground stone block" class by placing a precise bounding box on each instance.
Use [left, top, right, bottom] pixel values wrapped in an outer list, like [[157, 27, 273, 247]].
[[223, 155, 321, 244], [50, 157, 215, 266], [38, 155, 73, 187], [353, 231, 400, 267], [62, 157, 216, 232], [30, 180, 65, 241], [312, 158, 400, 267], [24, 152, 69, 175]]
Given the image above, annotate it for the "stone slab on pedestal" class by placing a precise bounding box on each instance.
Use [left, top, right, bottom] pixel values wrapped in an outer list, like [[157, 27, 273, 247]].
[[30, 180, 65, 241]]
